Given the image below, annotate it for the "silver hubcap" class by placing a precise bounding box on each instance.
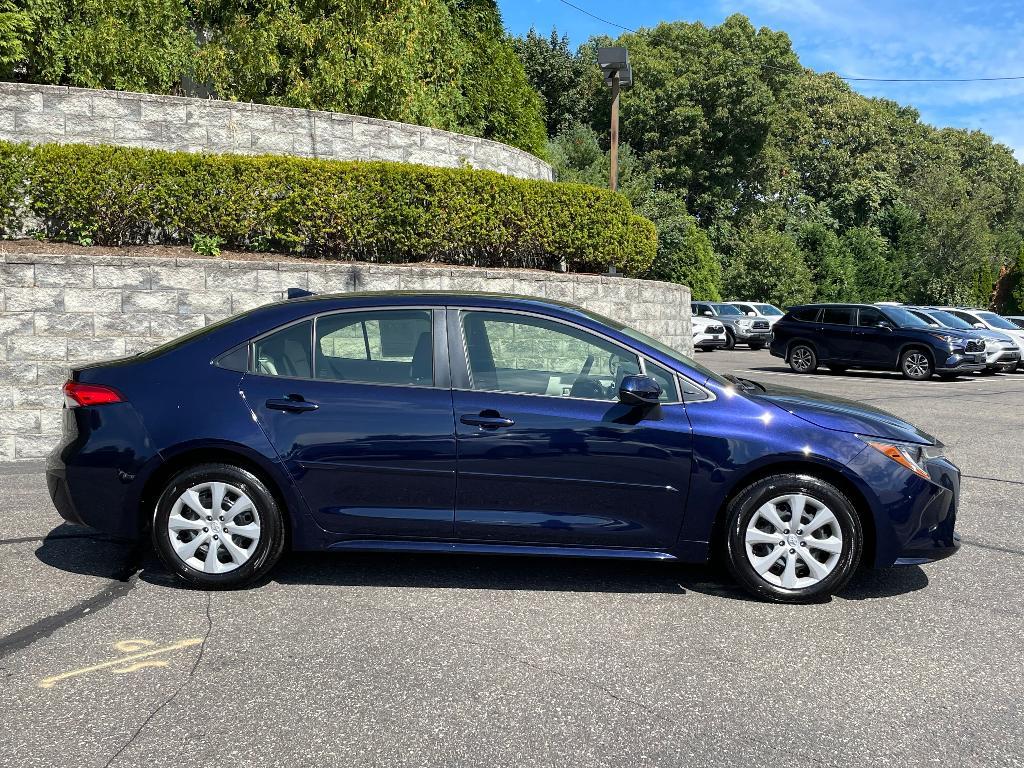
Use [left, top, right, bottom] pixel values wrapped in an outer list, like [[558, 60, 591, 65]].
[[905, 353, 929, 377], [791, 347, 813, 371], [167, 481, 261, 574], [744, 493, 843, 589]]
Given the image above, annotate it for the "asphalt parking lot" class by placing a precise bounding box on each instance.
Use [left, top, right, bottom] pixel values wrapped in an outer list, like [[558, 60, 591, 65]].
[[1, 348, 1022, 768]]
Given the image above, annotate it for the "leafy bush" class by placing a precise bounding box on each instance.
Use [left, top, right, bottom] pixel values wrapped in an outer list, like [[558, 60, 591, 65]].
[[0, 141, 656, 275], [724, 228, 813, 307]]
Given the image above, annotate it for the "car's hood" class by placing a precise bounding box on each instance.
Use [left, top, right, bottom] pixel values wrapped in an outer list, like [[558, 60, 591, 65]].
[[748, 380, 935, 444]]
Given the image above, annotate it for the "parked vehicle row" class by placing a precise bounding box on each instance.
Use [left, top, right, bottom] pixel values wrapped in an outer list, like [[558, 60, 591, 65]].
[[48, 291, 960, 603], [768, 302, 1023, 380], [690, 301, 780, 349]]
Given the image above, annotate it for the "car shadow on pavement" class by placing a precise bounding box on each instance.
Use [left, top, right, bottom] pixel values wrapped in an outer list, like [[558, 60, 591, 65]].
[[33, 525, 929, 602]]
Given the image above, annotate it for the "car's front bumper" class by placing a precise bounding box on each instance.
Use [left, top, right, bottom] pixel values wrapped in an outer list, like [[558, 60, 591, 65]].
[[847, 447, 961, 568], [734, 328, 773, 342], [984, 349, 1020, 370], [937, 351, 987, 373], [695, 335, 727, 349]]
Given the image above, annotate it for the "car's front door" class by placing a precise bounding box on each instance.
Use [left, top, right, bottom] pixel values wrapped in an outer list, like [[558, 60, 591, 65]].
[[449, 309, 693, 551], [241, 308, 457, 538]]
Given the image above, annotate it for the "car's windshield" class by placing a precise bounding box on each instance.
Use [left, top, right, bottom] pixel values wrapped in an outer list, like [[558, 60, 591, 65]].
[[713, 304, 743, 316], [882, 306, 931, 329], [755, 304, 783, 316], [921, 309, 973, 330], [977, 311, 1019, 331]]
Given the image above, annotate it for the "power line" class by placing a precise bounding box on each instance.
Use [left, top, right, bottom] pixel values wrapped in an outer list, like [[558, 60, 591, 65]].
[[556, 0, 635, 33], [553, 0, 1024, 84]]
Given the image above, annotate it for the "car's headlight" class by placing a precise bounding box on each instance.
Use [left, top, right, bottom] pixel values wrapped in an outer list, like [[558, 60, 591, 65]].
[[859, 436, 944, 478], [928, 333, 957, 349]]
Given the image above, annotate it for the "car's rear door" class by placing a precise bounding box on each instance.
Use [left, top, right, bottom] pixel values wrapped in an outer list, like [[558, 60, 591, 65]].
[[852, 306, 896, 366], [818, 306, 856, 361], [449, 308, 693, 551], [240, 307, 457, 538]]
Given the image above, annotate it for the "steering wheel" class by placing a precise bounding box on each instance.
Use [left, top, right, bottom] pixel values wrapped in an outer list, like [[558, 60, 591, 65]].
[[579, 354, 595, 377]]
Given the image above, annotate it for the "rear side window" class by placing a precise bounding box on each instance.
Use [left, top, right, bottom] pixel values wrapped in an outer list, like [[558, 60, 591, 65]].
[[315, 310, 433, 386], [253, 321, 312, 378], [822, 307, 854, 325], [790, 307, 820, 322]]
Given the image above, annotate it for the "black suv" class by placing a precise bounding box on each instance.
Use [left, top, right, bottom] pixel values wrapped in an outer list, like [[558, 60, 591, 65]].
[[769, 304, 987, 380]]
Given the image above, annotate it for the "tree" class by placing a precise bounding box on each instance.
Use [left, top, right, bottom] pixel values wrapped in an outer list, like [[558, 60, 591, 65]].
[[193, 0, 547, 155], [639, 191, 721, 300], [0, 0, 31, 77], [724, 228, 813, 306], [794, 222, 855, 302], [512, 28, 599, 135], [19, 0, 195, 93]]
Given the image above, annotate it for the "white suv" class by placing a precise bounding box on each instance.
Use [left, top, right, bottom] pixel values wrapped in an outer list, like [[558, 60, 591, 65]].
[[692, 315, 727, 351], [932, 307, 1023, 372]]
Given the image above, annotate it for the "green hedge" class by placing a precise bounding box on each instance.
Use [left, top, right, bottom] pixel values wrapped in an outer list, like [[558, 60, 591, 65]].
[[0, 142, 656, 275]]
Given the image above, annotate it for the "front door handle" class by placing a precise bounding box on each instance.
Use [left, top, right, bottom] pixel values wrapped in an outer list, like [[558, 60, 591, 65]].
[[460, 412, 515, 429], [266, 396, 319, 413]]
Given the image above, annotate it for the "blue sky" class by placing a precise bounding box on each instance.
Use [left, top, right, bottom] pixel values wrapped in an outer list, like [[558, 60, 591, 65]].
[[497, 0, 1024, 160]]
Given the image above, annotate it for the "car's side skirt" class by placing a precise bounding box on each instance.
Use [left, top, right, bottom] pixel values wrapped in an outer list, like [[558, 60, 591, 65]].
[[326, 539, 679, 560]]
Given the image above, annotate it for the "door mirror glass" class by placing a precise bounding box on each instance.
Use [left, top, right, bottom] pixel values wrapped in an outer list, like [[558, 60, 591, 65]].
[[974, 323, 986, 329], [619, 374, 662, 406]]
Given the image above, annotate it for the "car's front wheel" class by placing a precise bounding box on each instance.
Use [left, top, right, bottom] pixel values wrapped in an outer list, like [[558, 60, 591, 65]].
[[900, 348, 933, 380], [152, 463, 286, 588], [724, 330, 736, 350], [724, 474, 863, 603]]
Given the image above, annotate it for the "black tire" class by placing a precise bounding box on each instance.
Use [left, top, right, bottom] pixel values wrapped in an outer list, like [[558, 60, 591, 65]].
[[899, 347, 933, 380], [826, 364, 847, 374], [724, 474, 863, 603], [724, 330, 736, 350], [152, 463, 286, 589], [788, 343, 817, 373]]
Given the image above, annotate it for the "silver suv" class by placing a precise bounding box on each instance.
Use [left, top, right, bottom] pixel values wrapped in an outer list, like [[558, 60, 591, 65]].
[[691, 301, 773, 349]]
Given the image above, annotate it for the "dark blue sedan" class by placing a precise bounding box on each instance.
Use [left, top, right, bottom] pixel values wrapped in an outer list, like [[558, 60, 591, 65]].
[[46, 293, 960, 602]]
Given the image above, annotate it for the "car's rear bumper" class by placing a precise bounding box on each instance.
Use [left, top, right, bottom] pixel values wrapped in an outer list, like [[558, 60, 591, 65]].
[[46, 404, 156, 540]]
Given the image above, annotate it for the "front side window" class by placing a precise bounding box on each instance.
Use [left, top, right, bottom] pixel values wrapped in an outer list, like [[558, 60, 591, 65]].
[[857, 307, 885, 327], [315, 310, 433, 386], [756, 304, 784, 316], [253, 320, 312, 378], [645, 360, 679, 402], [462, 312, 639, 400], [714, 304, 743, 316]]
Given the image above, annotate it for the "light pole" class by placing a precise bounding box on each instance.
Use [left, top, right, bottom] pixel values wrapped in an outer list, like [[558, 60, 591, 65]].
[[597, 47, 633, 192]]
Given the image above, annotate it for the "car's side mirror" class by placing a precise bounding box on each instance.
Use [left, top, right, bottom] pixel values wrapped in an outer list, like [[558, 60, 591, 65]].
[[702, 311, 713, 316], [877, 321, 893, 331], [619, 374, 662, 406], [973, 323, 986, 330], [746, 311, 756, 316]]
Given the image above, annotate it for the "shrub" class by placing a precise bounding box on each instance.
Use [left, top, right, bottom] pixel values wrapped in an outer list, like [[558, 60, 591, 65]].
[[0, 141, 656, 275]]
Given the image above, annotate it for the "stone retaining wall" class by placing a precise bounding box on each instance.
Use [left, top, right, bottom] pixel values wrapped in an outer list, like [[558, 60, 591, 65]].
[[0, 82, 553, 181], [0, 250, 691, 460]]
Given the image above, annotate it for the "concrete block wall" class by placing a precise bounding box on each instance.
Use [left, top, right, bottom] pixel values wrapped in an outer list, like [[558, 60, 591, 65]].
[[0, 251, 691, 461], [0, 82, 553, 181]]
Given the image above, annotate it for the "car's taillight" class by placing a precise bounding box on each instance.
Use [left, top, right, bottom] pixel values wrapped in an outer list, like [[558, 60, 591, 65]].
[[63, 380, 125, 407]]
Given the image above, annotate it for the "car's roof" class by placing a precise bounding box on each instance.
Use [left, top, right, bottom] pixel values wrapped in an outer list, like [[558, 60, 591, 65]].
[[283, 290, 606, 319]]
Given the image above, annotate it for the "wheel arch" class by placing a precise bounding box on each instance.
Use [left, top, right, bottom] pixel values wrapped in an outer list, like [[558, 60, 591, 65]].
[[896, 343, 935, 370], [786, 337, 820, 358], [708, 459, 876, 570], [138, 442, 304, 548]]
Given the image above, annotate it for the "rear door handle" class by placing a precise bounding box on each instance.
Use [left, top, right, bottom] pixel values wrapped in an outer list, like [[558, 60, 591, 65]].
[[266, 396, 319, 413], [460, 413, 515, 429]]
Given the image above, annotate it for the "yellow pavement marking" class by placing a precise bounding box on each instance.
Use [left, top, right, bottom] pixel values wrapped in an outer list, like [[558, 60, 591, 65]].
[[38, 638, 202, 689]]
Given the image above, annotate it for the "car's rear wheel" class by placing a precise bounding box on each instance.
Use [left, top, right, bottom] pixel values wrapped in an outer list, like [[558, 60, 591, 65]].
[[153, 463, 286, 588], [788, 343, 817, 373], [724, 474, 863, 603], [724, 330, 736, 350], [900, 348, 933, 380]]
